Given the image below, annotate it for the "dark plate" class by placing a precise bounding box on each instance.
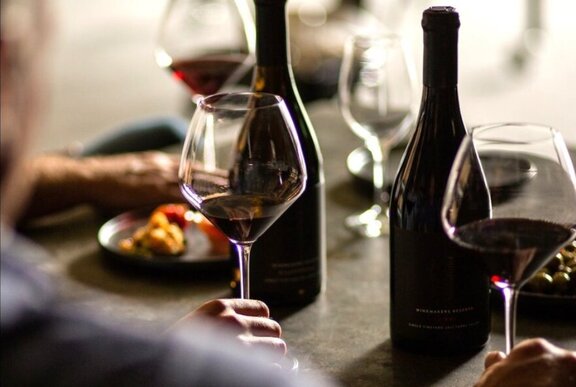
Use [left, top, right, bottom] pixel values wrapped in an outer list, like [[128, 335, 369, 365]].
[[491, 287, 576, 318], [518, 290, 576, 307], [98, 208, 230, 271]]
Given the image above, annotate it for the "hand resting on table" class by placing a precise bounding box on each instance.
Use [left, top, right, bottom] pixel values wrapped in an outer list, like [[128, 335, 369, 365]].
[[475, 338, 576, 387]]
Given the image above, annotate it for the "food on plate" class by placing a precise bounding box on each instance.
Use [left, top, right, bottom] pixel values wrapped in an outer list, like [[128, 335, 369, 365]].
[[119, 204, 189, 256], [154, 203, 189, 230], [524, 241, 576, 296], [118, 203, 229, 257]]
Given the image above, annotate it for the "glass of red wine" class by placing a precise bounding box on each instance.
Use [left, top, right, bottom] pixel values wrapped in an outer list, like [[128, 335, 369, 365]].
[[155, 0, 255, 102], [442, 123, 576, 354], [338, 33, 416, 237], [179, 92, 307, 299]]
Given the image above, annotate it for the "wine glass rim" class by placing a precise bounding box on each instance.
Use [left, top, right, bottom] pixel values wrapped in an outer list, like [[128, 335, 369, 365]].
[[198, 92, 285, 112], [470, 122, 558, 143]]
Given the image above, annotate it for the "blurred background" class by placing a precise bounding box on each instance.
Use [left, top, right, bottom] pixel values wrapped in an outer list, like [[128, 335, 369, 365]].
[[40, 0, 575, 154]]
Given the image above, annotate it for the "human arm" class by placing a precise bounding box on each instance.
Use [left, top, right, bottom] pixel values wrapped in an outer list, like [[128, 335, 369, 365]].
[[475, 338, 576, 387], [21, 151, 184, 221], [1, 254, 330, 387]]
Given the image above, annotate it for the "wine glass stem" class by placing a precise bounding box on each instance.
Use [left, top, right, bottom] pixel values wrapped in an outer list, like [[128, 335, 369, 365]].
[[234, 243, 252, 299], [502, 286, 519, 354], [366, 136, 389, 213]]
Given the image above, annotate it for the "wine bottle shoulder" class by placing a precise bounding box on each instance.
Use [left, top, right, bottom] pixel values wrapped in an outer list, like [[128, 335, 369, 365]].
[[252, 68, 324, 182], [390, 90, 468, 228], [394, 123, 464, 186]]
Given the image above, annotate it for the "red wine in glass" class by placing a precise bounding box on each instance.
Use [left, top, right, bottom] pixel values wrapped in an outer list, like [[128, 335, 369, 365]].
[[454, 218, 576, 288], [178, 92, 307, 301], [180, 193, 292, 243], [155, 0, 255, 99], [168, 53, 252, 97], [442, 123, 576, 355]]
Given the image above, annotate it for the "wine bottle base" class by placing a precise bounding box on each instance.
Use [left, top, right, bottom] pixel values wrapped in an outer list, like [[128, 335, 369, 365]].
[[259, 294, 319, 307], [230, 287, 321, 307], [390, 336, 488, 355]]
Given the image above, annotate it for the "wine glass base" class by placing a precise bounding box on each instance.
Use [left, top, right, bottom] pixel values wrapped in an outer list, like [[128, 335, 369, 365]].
[[345, 206, 389, 237], [275, 354, 299, 373]]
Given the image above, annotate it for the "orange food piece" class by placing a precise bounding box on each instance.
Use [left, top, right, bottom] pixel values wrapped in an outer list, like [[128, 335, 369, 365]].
[[118, 209, 186, 257], [195, 216, 229, 255], [118, 203, 230, 257], [155, 203, 190, 229]]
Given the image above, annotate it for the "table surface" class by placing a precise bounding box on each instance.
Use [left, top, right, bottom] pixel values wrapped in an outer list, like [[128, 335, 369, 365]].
[[24, 100, 576, 387]]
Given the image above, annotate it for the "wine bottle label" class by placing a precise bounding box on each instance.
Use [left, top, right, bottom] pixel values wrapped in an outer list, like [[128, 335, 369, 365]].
[[390, 227, 490, 340]]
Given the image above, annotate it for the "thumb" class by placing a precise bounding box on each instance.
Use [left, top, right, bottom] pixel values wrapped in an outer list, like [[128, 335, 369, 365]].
[[484, 351, 506, 369]]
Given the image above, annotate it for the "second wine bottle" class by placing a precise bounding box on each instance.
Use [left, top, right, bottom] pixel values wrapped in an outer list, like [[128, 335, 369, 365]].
[[389, 6, 491, 353], [230, 0, 327, 305]]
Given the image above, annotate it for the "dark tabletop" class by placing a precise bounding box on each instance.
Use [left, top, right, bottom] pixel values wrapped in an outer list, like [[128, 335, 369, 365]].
[[24, 100, 576, 387]]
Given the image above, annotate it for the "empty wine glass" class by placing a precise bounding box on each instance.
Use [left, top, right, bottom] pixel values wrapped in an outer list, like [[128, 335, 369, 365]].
[[179, 92, 307, 299], [442, 123, 576, 354], [339, 32, 416, 237], [155, 0, 255, 102]]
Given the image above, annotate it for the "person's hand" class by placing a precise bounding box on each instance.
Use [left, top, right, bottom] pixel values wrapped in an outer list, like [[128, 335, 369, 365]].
[[174, 299, 287, 359], [475, 338, 576, 387]]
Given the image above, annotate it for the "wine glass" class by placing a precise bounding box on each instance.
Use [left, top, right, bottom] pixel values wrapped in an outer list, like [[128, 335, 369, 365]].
[[179, 92, 307, 299], [442, 123, 576, 354], [155, 0, 255, 102], [338, 32, 416, 237]]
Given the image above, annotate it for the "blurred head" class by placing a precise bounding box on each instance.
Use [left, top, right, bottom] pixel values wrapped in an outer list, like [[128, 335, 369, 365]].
[[1, 0, 49, 225]]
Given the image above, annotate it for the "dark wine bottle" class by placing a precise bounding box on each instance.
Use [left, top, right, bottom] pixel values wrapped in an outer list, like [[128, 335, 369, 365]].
[[389, 6, 491, 353], [230, 0, 326, 305]]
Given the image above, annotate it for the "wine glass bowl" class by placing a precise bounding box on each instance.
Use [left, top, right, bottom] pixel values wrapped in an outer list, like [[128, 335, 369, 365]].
[[338, 32, 416, 237], [155, 0, 255, 101], [179, 92, 307, 299], [442, 123, 576, 353]]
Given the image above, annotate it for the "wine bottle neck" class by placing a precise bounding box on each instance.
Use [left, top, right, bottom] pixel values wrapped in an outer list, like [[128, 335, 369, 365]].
[[254, 0, 290, 67], [423, 30, 458, 87], [422, 7, 460, 88], [420, 86, 463, 116]]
